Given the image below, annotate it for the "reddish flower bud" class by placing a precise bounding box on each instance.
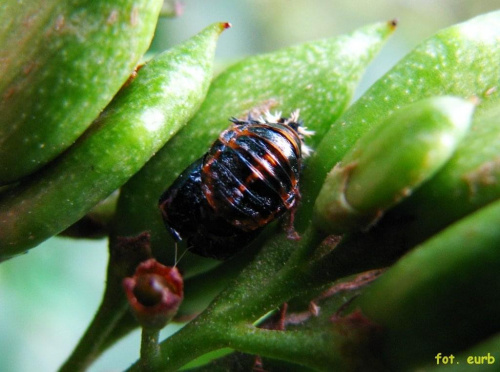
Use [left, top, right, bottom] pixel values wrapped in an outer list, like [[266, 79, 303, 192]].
[[123, 259, 183, 329]]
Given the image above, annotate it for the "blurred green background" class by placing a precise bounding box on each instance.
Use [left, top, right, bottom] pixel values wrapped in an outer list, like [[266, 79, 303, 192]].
[[1, 1, 499, 371]]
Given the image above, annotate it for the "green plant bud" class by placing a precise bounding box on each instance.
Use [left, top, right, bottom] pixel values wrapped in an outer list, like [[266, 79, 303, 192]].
[[349, 198, 500, 369], [314, 96, 474, 234], [303, 10, 500, 228], [0, 0, 163, 184], [112, 21, 396, 266], [383, 100, 500, 244], [321, 97, 500, 271], [0, 22, 229, 259]]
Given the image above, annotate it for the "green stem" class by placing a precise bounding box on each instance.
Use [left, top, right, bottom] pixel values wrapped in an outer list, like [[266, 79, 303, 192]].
[[59, 298, 128, 372], [127, 319, 225, 371], [224, 324, 344, 370], [61, 232, 152, 371], [177, 242, 260, 317], [125, 227, 367, 371], [181, 227, 324, 325], [140, 328, 160, 371]]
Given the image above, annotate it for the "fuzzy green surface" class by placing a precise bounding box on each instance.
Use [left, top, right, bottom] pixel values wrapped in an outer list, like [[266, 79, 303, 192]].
[[0, 0, 162, 183], [336, 84, 500, 260], [112, 21, 395, 268], [0, 23, 226, 259], [386, 99, 500, 238], [124, 13, 500, 370], [302, 10, 500, 227], [59, 21, 395, 370], [314, 96, 474, 233]]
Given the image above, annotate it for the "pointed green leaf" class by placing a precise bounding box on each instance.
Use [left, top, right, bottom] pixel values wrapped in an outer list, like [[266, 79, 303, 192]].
[[0, 22, 229, 259], [112, 21, 396, 269], [0, 0, 162, 184], [303, 10, 500, 229]]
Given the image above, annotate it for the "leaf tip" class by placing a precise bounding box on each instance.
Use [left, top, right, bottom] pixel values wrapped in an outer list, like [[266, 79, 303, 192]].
[[221, 22, 232, 31]]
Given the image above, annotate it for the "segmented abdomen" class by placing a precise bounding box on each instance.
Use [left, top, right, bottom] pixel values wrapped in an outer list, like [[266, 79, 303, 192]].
[[201, 122, 302, 231]]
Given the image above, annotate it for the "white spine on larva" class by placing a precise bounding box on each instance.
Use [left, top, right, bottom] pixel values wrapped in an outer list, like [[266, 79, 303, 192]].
[[259, 109, 315, 157]]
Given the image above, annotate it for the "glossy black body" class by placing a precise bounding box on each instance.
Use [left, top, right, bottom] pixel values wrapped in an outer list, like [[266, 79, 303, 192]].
[[159, 115, 304, 260]]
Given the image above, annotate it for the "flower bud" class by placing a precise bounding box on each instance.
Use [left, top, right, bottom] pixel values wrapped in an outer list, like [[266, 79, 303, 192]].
[[123, 259, 183, 329]]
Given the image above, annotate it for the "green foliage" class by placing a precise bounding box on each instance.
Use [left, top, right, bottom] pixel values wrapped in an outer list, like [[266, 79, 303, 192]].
[[0, 0, 163, 183], [1, 4, 500, 371], [353, 198, 500, 369], [0, 22, 226, 258], [112, 20, 396, 274], [314, 96, 474, 233]]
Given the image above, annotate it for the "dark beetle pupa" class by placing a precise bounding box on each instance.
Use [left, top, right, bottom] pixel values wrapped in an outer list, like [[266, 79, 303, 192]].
[[159, 110, 311, 260]]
